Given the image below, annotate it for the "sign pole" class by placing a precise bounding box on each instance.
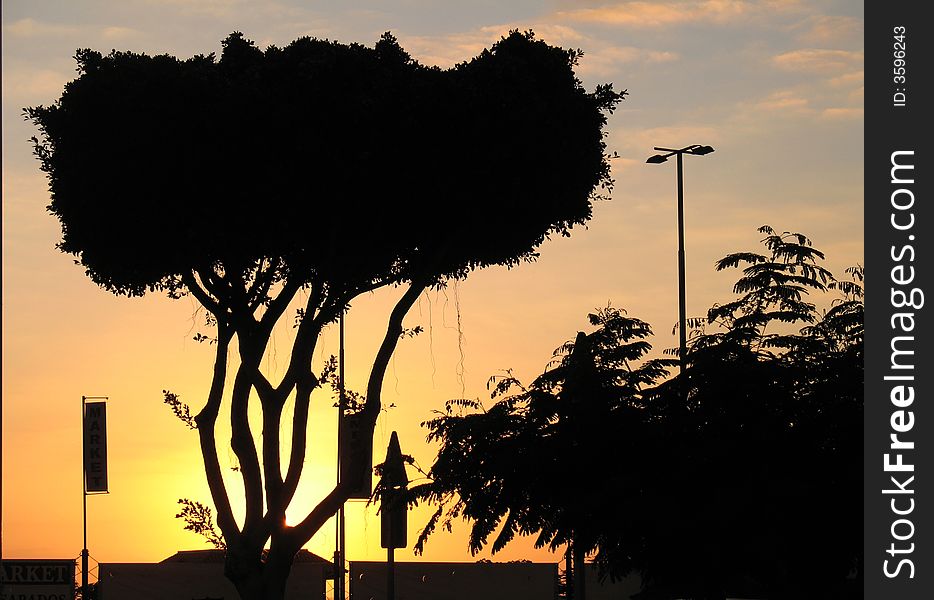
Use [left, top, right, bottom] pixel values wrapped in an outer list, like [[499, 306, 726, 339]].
[[335, 312, 346, 600], [81, 396, 88, 600], [387, 546, 394, 600], [81, 395, 108, 600]]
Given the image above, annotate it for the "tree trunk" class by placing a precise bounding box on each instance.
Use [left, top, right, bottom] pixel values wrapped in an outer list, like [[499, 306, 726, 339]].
[[226, 544, 295, 600], [565, 545, 573, 600], [573, 538, 586, 600]]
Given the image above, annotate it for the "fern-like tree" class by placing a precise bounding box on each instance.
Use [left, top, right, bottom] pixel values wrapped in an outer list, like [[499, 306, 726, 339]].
[[654, 226, 863, 599], [412, 227, 863, 600], [26, 30, 624, 600], [409, 306, 677, 596]]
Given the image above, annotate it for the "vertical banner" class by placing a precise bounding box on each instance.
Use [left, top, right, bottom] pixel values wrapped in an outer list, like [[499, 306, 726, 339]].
[[865, 1, 931, 598], [83, 401, 108, 493], [339, 412, 373, 499]]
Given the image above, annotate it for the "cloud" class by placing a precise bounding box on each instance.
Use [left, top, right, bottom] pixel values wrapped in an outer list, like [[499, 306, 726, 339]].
[[524, 23, 590, 45], [580, 44, 679, 75], [603, 46, 678, 63], [556, 0, 767, 28], [820, 107, 862, 120], [3, 18, 78, 38], [140, 0, 305, 22], [794, 15, 863, 45], [771, 49, 862, 73], [3, 18, 145, 46], [400, 29, 497, 67], [765, 52, 864, 123], [607, 156, 643, 174], [101, 26, 145, 41], [828, 70, 863, 87], [731, 83, 864, 127], [141, 0, 246, 18], [401, 22, 675, 79], [724, 88, 811, 133], [400, 22, 593, 68], [2, 67, 70, 106], [753, 90, 810, 113]]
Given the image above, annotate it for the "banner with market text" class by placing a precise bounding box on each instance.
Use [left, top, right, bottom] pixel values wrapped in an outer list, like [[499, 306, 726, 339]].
[[84, 401, 108, 493]]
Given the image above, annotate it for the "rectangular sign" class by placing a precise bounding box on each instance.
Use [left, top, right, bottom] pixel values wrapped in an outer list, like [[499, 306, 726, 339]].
[[83, 400, 108, 493], [0, 559, 75, 600], [339, 412, 373, 499]]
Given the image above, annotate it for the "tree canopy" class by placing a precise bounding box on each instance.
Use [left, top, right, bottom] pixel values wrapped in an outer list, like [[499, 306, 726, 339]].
[[410, 226, 863, 600], [27, 30, 622, 297], [27, 30, 624, 600]]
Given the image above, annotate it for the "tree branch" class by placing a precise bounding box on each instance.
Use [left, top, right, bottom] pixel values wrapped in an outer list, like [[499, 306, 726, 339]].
[[257, 273, 303, 337], [202, 267, 261, 334], [230, 340, 265, 541], [247, 258, 278, 313], [275, 283, 327, 396], [260, 389, 285, 527], [261, 285, 338, 534], [182, 270, 224, 318], [287, 483, 347, 548], [289, 278, 428, 544], [193, 321, 240, 540], [363, 279, 429, 424]]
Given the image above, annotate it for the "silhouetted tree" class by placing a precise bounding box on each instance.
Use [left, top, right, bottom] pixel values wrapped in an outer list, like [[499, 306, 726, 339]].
[[26, 30, 623, 600], [628, 228, 863, 600], [413, 227, 862, 600], [409, 306, 677, 596]]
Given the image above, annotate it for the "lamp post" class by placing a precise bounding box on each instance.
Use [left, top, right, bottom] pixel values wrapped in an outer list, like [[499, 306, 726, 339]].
[[646, 144, 714, 376]]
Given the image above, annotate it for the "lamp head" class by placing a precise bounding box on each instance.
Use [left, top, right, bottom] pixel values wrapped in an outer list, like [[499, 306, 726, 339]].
[[691, 145, 715, 155], [646, 154, 669, 164]]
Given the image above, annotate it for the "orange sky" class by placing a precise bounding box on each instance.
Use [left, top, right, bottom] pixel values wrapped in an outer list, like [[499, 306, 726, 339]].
[[3, 0, 863, 579]]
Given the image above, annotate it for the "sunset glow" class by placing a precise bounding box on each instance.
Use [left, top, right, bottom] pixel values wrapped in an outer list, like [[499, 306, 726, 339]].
[[3, 0, 862, 582]]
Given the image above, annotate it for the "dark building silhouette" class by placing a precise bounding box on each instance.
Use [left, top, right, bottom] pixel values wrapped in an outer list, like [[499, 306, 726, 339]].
[[99, 550, 333, 600]]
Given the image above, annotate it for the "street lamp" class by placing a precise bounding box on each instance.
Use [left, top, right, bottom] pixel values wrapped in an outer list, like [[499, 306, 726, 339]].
[[646, 144, 714, 376]]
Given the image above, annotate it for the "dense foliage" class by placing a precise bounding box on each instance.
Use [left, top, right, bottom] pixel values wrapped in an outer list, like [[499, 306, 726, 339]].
[[27, 30, 622, 297], [411, 227, 863, 600]]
